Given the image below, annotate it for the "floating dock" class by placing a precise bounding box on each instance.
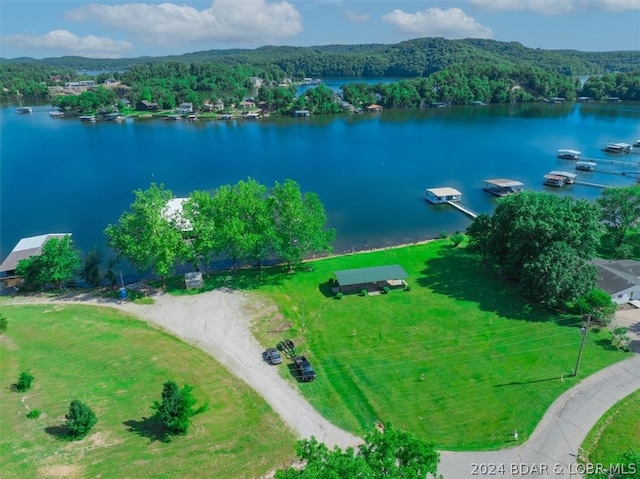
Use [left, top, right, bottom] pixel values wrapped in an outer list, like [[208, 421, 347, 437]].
[[482, 179, 524, 197], [446, 201, 478, 219]]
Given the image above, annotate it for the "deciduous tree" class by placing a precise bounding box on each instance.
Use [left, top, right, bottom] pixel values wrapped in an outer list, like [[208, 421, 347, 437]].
[[105, 184, 187, 289], [597, 184, 640, 248], [270, 179, 335, 272], [64, 400, 97, 440], [15, 235, 81, 289], [152, 380, 207, 437]]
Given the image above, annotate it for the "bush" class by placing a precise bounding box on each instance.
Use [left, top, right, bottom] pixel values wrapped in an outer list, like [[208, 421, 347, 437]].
[[383, 286, 390, 294], [450, 232, 465, 247], [0, 313, 7, 333], [405, 284, 412, 292], [65, 400, 97, 440], [336, 292, 343, 299], [26, 409, 41, 419], [361, 289, 368, 296], [15, 371, 34, 392]]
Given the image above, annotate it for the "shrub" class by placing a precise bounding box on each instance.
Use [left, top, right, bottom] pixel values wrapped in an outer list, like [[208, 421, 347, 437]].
[[26, 409, 41, 419], [336, 292, 343, 299], [15, 371, 35, 392], [0, 313, 7, 333], [383, 286, 390, 294], [450, 232, 465, 247], [361, 289, 368, 296], [65, 400, 97, 440]]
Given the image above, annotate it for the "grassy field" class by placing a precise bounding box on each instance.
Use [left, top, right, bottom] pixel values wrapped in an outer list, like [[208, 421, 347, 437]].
[[191, 240, 631, 450], [582, 390, 640, 464], [0, 304, 296, 479]]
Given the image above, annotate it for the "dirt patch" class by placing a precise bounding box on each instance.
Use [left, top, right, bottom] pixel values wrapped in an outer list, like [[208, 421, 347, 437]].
[[38, 464, 81, 478]]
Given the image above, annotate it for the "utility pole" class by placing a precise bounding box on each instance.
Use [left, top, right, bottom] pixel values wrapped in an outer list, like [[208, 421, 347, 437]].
[[301, 299, 305, 333], [573, 314, 591, 377]]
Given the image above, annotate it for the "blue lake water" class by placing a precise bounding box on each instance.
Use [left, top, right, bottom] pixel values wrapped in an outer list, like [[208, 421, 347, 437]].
[[1, 102, 639, 275]]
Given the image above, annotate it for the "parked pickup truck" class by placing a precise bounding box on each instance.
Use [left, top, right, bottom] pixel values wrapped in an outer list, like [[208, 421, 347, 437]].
[[294, 356, 316, 382]]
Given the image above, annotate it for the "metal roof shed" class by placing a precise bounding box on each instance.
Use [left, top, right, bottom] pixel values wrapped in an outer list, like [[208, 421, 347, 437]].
[[334, 265, 408, 293]]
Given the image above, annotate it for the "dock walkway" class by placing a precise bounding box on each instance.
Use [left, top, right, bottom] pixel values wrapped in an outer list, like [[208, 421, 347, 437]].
[[573, 180, 611, 188], [446, 201, 478, 219]]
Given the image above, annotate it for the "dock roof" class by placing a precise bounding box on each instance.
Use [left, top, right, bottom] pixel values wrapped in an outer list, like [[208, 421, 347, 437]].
[[426, 187, 461, 197], [0, 233, 71, 274], [334, 265, 408, 287], [548, 171, 577, 179], [482, 179, 524, 187]]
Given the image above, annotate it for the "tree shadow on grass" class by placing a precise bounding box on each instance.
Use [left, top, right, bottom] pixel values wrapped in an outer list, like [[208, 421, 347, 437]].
[[123, 416, 170, 443], [416, 246, 562, 324], [44, 425, 68, 440]]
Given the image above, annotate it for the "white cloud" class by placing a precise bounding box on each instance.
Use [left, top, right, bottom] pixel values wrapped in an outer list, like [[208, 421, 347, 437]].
[[469, 0, 640, 14], [382, 8, 492, 39], [346, 10, 370, 22], [468, 0, 574, 14], [1, 30, 133, 58], [580, 0, 640, 10], [65, 0, 303, 46]]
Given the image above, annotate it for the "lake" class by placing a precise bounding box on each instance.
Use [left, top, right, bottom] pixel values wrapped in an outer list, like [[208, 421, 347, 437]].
[[1, 102, 639, 277]]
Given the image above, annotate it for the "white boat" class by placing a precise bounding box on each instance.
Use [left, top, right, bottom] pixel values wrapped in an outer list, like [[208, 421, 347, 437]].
[[49, 111, 64, 118], [575, 161, 596, 172], [79, 115, 96, 122], [634, 140, 640, 148], [557, 149, 581, 160], [16, 107, 32, 114]]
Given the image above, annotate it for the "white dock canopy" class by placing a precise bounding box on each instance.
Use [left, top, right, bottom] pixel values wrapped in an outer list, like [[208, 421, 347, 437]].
[[425, 187, 462, 204], [548, 171, 577, 180], [557, 149, 581, 159]]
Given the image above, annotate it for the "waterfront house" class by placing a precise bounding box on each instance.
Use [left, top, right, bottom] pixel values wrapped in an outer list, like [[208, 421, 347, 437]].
[[136, 100, 159, 111], [176, 102, 194, 114], [366, 104, 383, 112], [293, 110, 310, 117], [239, 100, 256, 110], [0, 234, 71, 278], [592, 259, 640, 305]]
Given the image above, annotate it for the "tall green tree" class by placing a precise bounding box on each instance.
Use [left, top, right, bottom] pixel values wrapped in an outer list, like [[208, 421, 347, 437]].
[[466, 213, 493, 260], [597, 184, 640, 248], [182, 190, 219, 273], [64, 400, 97, 440], [575, 288, 617, 325], [152, 380, 207, 437], [105, 184, 187, 289], [79, 247, 104, 287], [15, 235, 81, 289], [275, 423, 440, 478], [270, 179, 335, 272]]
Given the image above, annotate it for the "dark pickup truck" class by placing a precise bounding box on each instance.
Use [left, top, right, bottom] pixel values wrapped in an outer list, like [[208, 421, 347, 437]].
[[294, 355, 316, 382]]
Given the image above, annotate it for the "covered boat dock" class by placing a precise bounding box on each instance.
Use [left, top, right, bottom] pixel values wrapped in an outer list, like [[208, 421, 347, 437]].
[[425, 187, 462, 204], [482, 179, 524, 197]]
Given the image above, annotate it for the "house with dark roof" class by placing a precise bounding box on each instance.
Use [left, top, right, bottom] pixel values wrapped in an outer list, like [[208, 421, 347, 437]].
[[136, 100, 159, 111], [592, 259, 640, 305]]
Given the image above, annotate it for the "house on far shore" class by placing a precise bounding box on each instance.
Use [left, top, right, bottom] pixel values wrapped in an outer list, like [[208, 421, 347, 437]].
[[176, 102, 194, 114], [0, 233, 71, 281], [136, 100, 159, 111], [333, 264, 408, 294], [366, 104, 383, 112], [592, 259, 640, 305]]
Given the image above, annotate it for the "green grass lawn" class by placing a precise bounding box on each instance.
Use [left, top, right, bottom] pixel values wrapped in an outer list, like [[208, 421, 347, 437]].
[[582, 390, 640, 464], [192, 240, 631, 450], [0, 304, 296, 479]]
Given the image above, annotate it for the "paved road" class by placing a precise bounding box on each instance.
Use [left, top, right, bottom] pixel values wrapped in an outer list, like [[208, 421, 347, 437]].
[[438, 354, 640, 479]]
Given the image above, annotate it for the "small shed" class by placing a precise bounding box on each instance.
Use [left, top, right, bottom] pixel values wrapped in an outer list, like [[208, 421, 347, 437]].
[[333, 264, 408, 294], [425, 187, 462, 204], [184, 272, 203, 290]]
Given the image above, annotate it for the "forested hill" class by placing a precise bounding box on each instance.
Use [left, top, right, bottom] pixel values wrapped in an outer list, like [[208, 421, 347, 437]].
[[3, 37, 639, 76]]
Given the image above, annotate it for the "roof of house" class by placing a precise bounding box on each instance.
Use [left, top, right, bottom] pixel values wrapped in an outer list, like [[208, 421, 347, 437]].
[[334, 265, 408, 286], [592, 259, 640, 295], [0, 233, 71, 274]]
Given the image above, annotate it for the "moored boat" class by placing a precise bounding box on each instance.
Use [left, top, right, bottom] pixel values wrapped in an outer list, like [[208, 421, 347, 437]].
[[49, 111, 64, 118], [544, 171, 576, 187], [16, 107, 32, 114], [602, 142, 632, 154], [79, 115, 96, 122]]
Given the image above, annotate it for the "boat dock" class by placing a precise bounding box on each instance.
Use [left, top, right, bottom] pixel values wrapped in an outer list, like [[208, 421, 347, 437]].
[[573, 180, 611, 189], [580, 156, 639, 167], [446, 201, 478, 219]]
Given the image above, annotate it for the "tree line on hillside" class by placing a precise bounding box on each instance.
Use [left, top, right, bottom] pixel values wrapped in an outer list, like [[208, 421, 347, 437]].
[[4, 37, 639, 76]]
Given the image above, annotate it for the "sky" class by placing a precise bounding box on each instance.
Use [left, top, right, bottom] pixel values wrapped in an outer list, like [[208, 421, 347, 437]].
[[0, 0, 639, 59]]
